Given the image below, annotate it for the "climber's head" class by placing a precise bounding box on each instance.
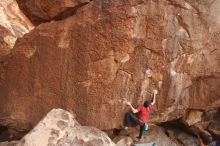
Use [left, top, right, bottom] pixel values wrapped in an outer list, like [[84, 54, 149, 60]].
[[144, 100, 150, 108]]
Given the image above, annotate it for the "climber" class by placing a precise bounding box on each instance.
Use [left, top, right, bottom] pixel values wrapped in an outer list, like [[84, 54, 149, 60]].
[[123, 89, 158, 140]]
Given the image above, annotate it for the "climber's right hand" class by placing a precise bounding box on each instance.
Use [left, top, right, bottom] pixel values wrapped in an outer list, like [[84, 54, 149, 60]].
[[153, 89, 158, 95]]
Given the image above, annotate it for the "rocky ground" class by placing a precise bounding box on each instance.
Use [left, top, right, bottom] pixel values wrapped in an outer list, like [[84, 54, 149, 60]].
[[0, 108, 220, 145], [0, 109, 208, 146]]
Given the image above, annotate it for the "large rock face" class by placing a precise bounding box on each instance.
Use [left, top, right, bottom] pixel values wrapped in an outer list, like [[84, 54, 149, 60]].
[[0, 0, 33, 57], [17, 109, 115, 146], [0, 0, 220, 132]]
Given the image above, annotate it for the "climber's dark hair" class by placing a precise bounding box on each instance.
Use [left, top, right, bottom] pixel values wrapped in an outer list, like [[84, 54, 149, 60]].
[[144, 100, 150, 108], [199, 131, 212, 145]]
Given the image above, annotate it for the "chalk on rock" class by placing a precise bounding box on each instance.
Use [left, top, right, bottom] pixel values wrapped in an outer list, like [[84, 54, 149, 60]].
[[158, 81, 163, 88], [145, 69, 152, 77], [170, 68, 177, 77]]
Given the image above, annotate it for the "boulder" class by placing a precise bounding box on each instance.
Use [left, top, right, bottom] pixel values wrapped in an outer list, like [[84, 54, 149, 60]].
[[0, 0, 220, 132], [113, 136, 133, 146], [177, 109, 220, 140], [208, 120, 220, 139], [17, 108, 115, 146], [181, 110, 203, 126], [0, 0, 33, 57], [165, 126, 198, 146], [16, 0, 90, 25], [134, 125, 178, 146], [117, 125, 178, 146]]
